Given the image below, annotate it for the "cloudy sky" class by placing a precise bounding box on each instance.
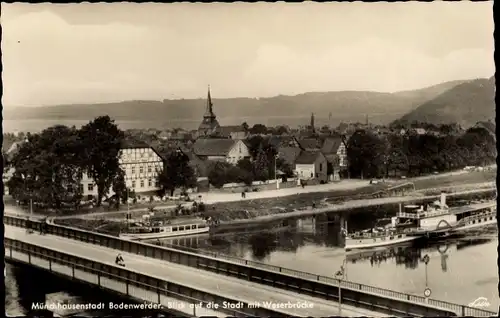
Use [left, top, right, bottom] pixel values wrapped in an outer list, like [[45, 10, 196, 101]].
[[1, 2, 494, 107]]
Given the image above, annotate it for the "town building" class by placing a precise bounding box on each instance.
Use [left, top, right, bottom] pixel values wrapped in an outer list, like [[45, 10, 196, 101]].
[[197, 86, 220, 137], [192, 138, 250, 164], [80, 139, 164, 198], [214, 125, 248, 140], [321, 136, 348, 169], [294, 150, 328, 183]]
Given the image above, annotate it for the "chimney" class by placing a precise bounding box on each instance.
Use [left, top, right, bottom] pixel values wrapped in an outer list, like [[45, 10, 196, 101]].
[[440, 192, 446, 207]]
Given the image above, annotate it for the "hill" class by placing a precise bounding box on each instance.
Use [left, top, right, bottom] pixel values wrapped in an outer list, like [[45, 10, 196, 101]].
[[395, 77, 495, 127], [3, 79, 469, 128]]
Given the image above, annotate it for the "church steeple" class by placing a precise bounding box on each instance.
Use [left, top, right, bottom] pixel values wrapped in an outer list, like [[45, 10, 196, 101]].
[[204, 85, 215, 118], [310, 112, 315, 132], [198, 85, 220, 136]]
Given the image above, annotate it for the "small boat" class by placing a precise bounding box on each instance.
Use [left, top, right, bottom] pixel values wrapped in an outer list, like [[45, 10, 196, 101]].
[[119, 216, 211, 241]]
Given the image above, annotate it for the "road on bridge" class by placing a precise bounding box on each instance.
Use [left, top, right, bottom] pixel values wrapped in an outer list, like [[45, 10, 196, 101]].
[[5, 225, 390, 317]]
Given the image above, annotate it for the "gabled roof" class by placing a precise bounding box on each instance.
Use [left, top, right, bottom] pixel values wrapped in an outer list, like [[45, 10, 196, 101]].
[[193, 138, 237, 156], [121, 138, 151, 149], [278, 147, 302, 166], [267, 136, 301, 149], [298, 138, 322, 150], [215, 125, 245, 135], [321, 137, 343, 154], [295, 150, 324, 165]]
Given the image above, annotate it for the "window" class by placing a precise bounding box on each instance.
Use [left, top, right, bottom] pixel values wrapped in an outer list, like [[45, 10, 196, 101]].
[[140, 166, 144, 174], [132, 180, 136, 188], [131, 166, 135, 174], [319, 163, 323, 171], [79, 184, 84, 193], [148, 179, 152, 187], [148, 166, 152, 173], [87, 184, 94, 191], [310, 173, 313, 178], [155, 181, 159, 188], [140, 180, 144, 188]]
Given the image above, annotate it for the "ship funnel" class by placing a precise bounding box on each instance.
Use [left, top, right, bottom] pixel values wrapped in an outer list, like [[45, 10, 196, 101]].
[[440, 192, 446, 207]]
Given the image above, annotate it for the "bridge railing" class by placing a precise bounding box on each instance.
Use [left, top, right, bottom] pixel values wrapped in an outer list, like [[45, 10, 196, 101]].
[[5, 215, 495, 317], [4, 238, 284, 318], [155, 241, 494, 318]]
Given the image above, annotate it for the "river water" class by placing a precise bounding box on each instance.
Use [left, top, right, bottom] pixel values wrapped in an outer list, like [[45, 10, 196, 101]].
[[6, 198, 499, 315], [162, 221, 499, 312]]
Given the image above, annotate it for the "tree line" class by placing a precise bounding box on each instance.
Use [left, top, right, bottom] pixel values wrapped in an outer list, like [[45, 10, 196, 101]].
[[7, 116, 126, 211], [346, 126, 496, 179]]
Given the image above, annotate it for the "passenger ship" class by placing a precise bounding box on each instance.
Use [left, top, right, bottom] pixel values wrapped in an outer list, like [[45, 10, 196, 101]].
[[344, 193, 496, 251], [119, 216, 211, 240]]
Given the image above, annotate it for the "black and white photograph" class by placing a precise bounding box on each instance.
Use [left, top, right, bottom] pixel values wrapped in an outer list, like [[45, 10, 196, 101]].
[[2, 2, 497, 317]]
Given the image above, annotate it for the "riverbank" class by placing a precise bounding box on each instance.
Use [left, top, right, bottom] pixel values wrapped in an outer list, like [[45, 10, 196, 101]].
[[53, 187, 495, 236], [212, 187, 496, 227]]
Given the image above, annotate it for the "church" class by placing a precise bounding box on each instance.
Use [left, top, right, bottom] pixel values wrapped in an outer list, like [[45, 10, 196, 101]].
[[197, 86, 220, 137], [196, 86, 247, 140]]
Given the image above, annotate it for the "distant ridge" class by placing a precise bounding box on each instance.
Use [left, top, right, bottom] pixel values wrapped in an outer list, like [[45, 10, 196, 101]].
[[394, 76, 495, 127], [3, 79, 475, 126]]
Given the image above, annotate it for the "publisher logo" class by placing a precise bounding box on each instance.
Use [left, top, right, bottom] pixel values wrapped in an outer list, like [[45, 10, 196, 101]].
[[468, 297, 490, 308]]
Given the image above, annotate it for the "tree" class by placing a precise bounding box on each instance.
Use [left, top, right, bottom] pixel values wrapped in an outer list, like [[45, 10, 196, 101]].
[[236, 158, 255, 186], [253, 145, 269, 181], [7, 125, 84, 210], [249, 124, 268, 135], [158, 150, 197, 196], [275, 125, 289, 135], [246, 135, 265, 159], [346, 130, 387, 179], [208, 161, 232, 189], [111, 168, 127, 210], [79, 116, 125, 206], [241, 122, 249, 132]]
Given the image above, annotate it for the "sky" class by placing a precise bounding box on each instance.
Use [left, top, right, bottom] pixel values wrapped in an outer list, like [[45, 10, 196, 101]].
[[1, 2, 494, 107]]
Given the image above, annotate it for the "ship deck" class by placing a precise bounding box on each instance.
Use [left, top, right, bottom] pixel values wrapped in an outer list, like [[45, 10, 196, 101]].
[[449, 201, 496, 215]]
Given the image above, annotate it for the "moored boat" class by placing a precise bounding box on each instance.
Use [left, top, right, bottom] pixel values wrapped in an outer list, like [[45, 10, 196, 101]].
[[344, 193, 496, 251], [119, 216, 211, 240]]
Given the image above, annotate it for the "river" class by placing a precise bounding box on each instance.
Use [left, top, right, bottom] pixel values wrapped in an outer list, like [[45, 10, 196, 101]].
[[5, 261, 163, 317], [159, 220, 499, 312], [6, 199, 498, 315]]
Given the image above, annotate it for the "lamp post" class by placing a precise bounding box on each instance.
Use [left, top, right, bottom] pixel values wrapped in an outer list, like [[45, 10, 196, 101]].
[[335, 258, 347, 315], [274, 154, 279, 190], [422, 254, 431, 302]]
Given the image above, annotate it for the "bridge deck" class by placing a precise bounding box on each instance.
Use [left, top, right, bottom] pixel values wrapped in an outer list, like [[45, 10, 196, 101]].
[[5, 225, 389, 317]]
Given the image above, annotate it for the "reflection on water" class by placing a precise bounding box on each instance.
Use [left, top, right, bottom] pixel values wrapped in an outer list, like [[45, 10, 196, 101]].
[[160, 216, 498, 310], [5, 263, 163, 317]]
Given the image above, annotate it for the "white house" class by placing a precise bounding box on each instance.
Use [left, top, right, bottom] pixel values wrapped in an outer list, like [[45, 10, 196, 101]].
[[294, 151, 328, 183], [81, 139, 164, 198], [192, 138, 251, 164], [321, 137, 348, 169]]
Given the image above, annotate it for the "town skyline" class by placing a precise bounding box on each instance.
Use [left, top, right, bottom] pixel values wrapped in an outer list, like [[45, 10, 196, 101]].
[[2, 2, 494, 107]]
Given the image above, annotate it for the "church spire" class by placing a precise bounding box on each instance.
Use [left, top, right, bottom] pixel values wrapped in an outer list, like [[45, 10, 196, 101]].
[[310, 112, 315, 132], [204, 85, 215, 118]]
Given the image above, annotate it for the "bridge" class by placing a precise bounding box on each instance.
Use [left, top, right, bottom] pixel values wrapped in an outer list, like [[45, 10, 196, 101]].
[[5, 223, 388, 317], [4, 215, 495, 317]]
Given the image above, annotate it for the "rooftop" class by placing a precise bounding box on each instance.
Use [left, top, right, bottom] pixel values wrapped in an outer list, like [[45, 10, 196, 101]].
[[193, 138, 237, 156], [295, 150, 323, 164]]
